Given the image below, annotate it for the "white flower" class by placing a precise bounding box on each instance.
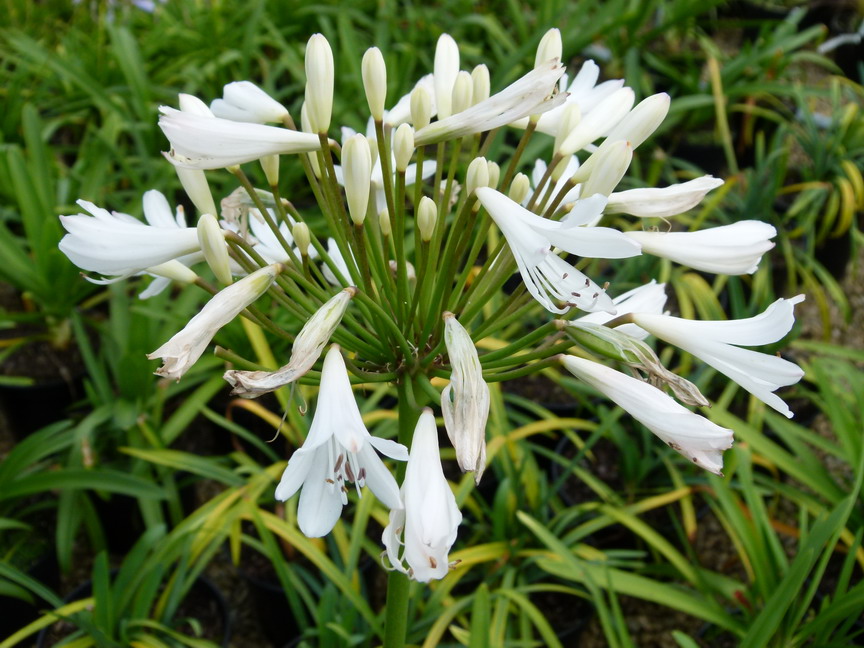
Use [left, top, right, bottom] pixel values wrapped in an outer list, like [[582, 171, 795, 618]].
[[625, 221, 777, 275], [382, 74, 437, 127], [476, 187, 639, 314], [511, 60, 626, 136], [382, 408, 462, 582], [630, 296, 806, 418], [59, 190, 200, 278], [158, 106, 320, 170], [606, 176, 724, 218], [210, 81, 289, 124], [441, 313, 490, 483], [574, 280, 667, 340], [147, 264, 280, 380], [275, 346, 408, 538], [224, 288, 357, 397], [414, 61, 567, 146], [561, 355, 734, 474], [433, 34, 460, 120]]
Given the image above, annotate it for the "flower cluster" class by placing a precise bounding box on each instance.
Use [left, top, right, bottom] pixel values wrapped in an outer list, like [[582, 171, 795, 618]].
[[58, 29, 804, 581]]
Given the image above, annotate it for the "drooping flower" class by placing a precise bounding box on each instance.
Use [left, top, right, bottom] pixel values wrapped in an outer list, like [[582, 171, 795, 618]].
[[59, 190, 201, 278], [158, 106, 320, 170], [629, 296, 806, 418], [383, 408, 462, 582], [476, 187, 640, 314], [441, 312, 490, 483], [561, 355, 734, 474], [225, 288, 357, 397], [625, 221, 776, 275], [147, 264, 281, 380], [275, 346, 408, 537]]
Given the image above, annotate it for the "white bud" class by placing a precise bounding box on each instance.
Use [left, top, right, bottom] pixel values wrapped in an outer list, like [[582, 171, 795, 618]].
[[393, 123, 414, 173], [535, 28, 562, 67], [293, 222, 311, 257], [558, 87, 635, 157], [471, 64, 490, 105], [260, 154, 279, 186], [362, 47, 387, 121], [300, 103, 322, 178], [434, 33, 460, 120], [466, 157, 489, 196], [605, 93, 670, 150], [146, 259, 198, 285], [508, 172, 530, 204], [451, 70, 473, 115], [417, 196, 437, 242], [580, 140, 633, 198], [553, 103, 581, 156], [410, 85, 432, 131], [305, 34, 334, 134], [196, 213, 232, 285], [487, 161, 500, 190], [343, 134, 373, 225], [211, 81, 289, 123], [378, 207, 392, 237]]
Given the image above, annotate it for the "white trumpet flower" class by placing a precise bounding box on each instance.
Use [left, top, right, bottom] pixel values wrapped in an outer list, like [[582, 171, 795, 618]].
[[630, 296, 805, 418], [147, 264, 281, 380], [625, 221, 776, 275], [224, 288, 357, 397], [606, 176, 724, 218], [414, 61, 568, 146], [574, 280, 667, 340], [275, 346, 408, 538], [441, 313, 490, 483], [210, 81, 289, 123], [59, 191, 200, 278], [561, 355, 734, 474], [159, 107, 320, 170], [382, 408, 462, 582], [476, 187, 639, 314]]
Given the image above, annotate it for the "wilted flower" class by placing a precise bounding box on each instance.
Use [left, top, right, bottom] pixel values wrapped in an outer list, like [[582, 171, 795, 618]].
[[383, 408, 462, 582], [441, 312, 490, 483], [275, 346, 408, 537], [225, 288, 357, 397], [147, 264, 281, 380]]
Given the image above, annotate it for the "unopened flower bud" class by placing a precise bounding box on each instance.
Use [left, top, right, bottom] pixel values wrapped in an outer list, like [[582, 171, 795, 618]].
[[451, 71, 473, 115], [417, 196, 437, 242], [442, 312, 490, 483], [293, 222, 311, 257], [580, 140, 632, 198], [508, 172, 530, 204], [606, 93, 670, 150], [378, 207, 392, 237], [466, 157, 489, 196], [197, 213, 232, 285], [147, 259, 198, 285], [393, 123, 414, 173], [224, 287, 357, 397], [434, 33, 459, 120], [211, 81, 289, 123], [305, 34, 334, 134], [535, 28, 562, 67], [558, 87, 635, 157], [410, 85, 432, 131], [471, 64, 490, 105], [362, 47, 387, 121], [486, 161, 500, 190], [260, 154, 279, 186], [343, 134, 372, 225]]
